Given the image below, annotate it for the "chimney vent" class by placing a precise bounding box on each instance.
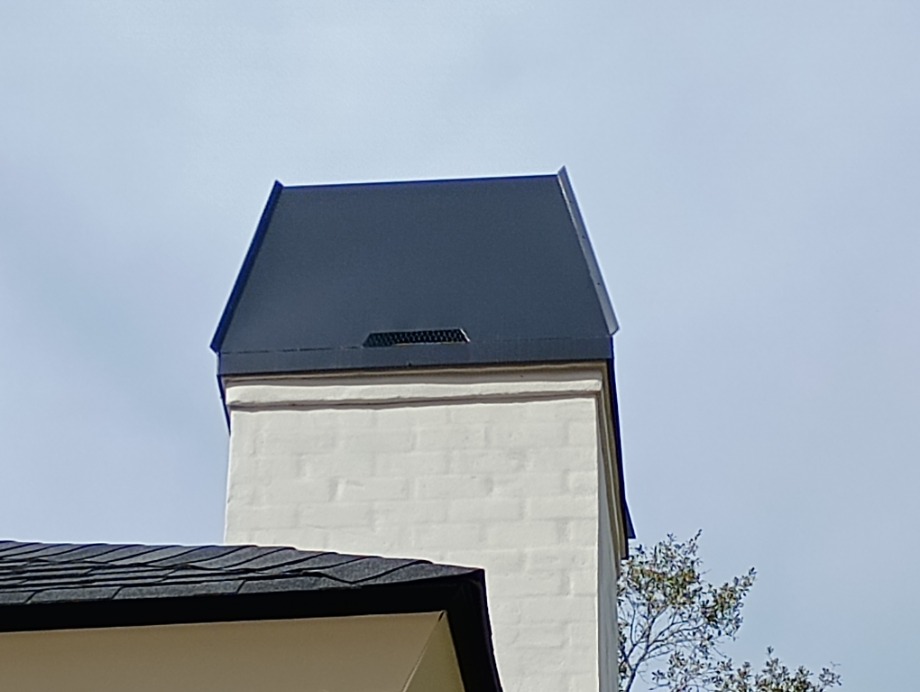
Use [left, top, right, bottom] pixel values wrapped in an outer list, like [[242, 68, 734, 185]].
[[363, 328, 468, 348]]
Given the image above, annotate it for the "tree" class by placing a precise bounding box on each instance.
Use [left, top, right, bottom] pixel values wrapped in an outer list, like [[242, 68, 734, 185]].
[[618, 532, 841, 692]]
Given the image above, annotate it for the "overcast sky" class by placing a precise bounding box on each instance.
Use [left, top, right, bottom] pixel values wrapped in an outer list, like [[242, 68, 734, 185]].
[[2, 2, 917, 688]]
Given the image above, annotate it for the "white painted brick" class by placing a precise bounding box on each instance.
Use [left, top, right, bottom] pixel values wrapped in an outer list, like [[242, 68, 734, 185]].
[[300, 452, 375, 478], [245, 453, 302, 482], [490, 599, 524, 626], [375, 451, 449, 476], [522, 396, 591, 422], [410, 522, 482, 549], [525, 445, 595, 473], [358, 525, 411, 555], [527, 495, 596, 520], [566, 470, 598, 496], [341, 428, 414, 453], [227, 415, 258, 457], [566, 621, 596, 645], [512, 623, 568, 649], [517, 595, 596, 623], [259, 418, 340, 452], [233, 506, 299, 530], [233, 527, 327, 549], [335, 477, 409, 502], [448, 497, 523, 522], [258, 425, 322, 455], [492, 471, 566, 497], [226, 481, 258, 506], [413, 474, 492, 500], [486, 421, 570, 450], [567, 418, 599, 447], [525, 547, 594, 571], [415, 425, 487, 450], [490, 571, 565, 597], [510, 672, 570, 692], [485, 520, 560, 548], [566, 518, 598, 543], [568, 673, 598, 692], [448, 448, 526, 474], [442, 549, 525, 572], [567, 569, 597, 596], [298, 502, 372, 528], [257, 478, 334, 505], [372, 499, 449, 526], [506, 645, 570, 673]]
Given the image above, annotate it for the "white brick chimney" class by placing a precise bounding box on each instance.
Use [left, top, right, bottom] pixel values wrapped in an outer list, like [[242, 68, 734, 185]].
[[213, 172, 631, 692]]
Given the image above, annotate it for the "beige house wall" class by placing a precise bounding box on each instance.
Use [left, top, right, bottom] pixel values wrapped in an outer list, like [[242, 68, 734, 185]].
[[0, 612, 461, 692], [223, 365, 625, 692]]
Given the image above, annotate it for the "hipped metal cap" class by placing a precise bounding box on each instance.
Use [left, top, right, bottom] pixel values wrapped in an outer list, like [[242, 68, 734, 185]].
[[211, 168, 619, 377]]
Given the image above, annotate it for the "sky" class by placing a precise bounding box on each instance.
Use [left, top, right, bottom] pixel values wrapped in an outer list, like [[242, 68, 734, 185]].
[[1, 2, 917, 688]]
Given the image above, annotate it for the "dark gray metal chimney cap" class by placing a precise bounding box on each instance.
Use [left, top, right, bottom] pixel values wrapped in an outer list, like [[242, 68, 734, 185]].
[[211, 168, 619, 377]]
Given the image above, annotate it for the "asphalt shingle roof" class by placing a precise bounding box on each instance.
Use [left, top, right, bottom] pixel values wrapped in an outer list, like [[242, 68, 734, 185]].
[[0, 539, 501, 692], [0, 540, 464, 605]]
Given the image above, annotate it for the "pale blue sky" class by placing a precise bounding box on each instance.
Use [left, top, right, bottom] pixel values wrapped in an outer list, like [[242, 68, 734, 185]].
[[2, 2, 918, 688]]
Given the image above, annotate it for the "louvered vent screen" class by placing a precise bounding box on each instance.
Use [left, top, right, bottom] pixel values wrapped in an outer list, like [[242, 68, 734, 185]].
[[363, 329, 469, 348]]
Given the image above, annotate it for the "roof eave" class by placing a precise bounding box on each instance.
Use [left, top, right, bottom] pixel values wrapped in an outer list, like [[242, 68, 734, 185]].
[[0, 571, 501, 692]]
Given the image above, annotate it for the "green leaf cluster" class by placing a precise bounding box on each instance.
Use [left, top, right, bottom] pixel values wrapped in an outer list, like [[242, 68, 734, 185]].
[[618, 532, 841, 692]]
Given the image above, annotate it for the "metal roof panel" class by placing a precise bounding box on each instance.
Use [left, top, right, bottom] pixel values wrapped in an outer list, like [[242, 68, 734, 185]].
[[213, 171, 618, 375]]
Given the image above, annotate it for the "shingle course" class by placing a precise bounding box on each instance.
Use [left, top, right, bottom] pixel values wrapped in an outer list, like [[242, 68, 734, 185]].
[[31, 586, 122, 604], [0, 539, 473, 607], [227, 547, 324, 570]]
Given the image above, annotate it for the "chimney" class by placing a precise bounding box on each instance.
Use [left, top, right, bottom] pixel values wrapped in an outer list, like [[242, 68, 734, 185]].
[[212, 170, 632, 692]]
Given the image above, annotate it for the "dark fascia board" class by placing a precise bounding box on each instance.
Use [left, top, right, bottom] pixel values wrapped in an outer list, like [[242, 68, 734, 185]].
[[0, 571, 501, 692]]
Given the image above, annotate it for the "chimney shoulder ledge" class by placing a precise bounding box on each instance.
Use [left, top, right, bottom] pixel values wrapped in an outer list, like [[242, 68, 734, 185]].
[[223, 366, 606, 409]]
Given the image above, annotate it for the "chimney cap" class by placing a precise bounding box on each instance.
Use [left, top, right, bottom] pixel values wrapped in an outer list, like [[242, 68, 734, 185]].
[[212, 168, 618, 377]]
